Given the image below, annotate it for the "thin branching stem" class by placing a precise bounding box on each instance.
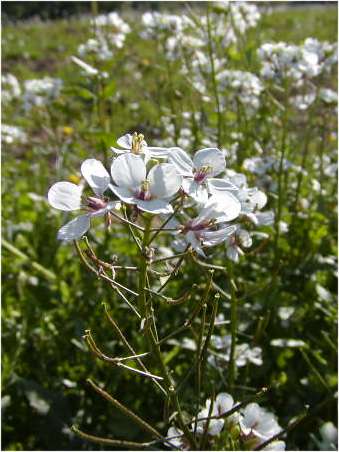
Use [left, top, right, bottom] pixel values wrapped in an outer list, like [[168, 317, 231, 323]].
[[87, 379, 164, 439]]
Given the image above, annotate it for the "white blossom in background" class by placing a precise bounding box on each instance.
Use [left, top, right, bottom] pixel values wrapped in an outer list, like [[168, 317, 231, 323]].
[[258, 38, 337, 85], [2, 124, 27, 144], [315, 422, 338, 450], [319, 88, 338, 104], [166, 426, 189, 450], [2, 73, 21, 103], [194, 392, 239, 436], [157, 110, 203, 149], [167, 394, 286, 449], [48, 159, 119, 241], [78, 12, 130, 60], [225, 227, 253, 262], [78, 37, 113, 61], [110, 153, 182, 214], [217, 70, 263, 112], [214, 2, 261, 33], [290, 90, 316, 111], [23, 77, 63, 110], [92, 12, 130, 35], [209, 334, 263, 366], [240, 403, 284, 449], [140, 12, 191, 40]]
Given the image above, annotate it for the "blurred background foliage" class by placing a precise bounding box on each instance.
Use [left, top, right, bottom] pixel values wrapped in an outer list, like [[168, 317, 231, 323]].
[[2, 1, 338, 451]]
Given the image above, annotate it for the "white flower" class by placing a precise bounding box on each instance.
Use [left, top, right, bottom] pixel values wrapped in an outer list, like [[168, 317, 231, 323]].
[[2, 73, 21, 103], [318, 422, 338, 450], [111, 132, 170, 162], [319, 88, 338, 104], [2, 124, 27, 144], [168, 147, 236, 203], [110, 153, 182, 214], [210, 334, 263, 367], [48, 159, 118, 241], [166, 426, 189, 450], [23, 77, 63, 110], [178, 194, 240, 256], [240, 403, 281, 447], [262, 440, 286, 450], [226, 227, 252, 262], [195, 392, 238, 436]]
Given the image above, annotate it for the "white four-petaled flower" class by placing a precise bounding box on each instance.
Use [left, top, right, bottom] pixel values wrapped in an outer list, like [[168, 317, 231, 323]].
[[110, 153, 182, 214], [168, 147, 237, 204], [48, 159, 119, 241], [178, 193, 241, 256]]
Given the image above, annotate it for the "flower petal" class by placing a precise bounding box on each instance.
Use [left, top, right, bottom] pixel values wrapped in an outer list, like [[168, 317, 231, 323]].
[[110, 147, 128, 154], [136, 199, 173, 214], [227, 245, 240, 263], [48, 181, 82, 211], [57, 214, 91, 241], [250, 190, 267, 209], [168, 147, 194, 176], [185, 231, 206, 257], [208, 192, 242, 222], [81, 159, 111, 196], [117, 133, 133, 149], [201, 226, 237, 246], [111, 153, 146, 189], [148, 163, 182, 199], [193, 148, 225, 177], [89, 201, 120, 217], [148, 147, 170, 158], [182, 179, 209, 204], [208, 419, 225, 436], [109, 184, 136, 204], [215, 393, 234, 415], [208, 178, 238, 194]]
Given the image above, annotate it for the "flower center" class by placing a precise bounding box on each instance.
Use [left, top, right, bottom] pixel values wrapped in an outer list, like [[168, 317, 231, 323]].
[[136, 180, 152, 201], [193, 165, 212, 183], [131, 131, 145, 154], [181, 218, 215, 233], [86, 196, 107, 211]]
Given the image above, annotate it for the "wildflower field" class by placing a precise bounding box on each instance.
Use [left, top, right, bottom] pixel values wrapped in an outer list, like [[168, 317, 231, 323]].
[[2, 2, 338, 451]]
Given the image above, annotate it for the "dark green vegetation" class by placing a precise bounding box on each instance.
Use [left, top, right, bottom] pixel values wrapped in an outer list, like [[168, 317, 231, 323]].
[[2, 3, 337, 451]]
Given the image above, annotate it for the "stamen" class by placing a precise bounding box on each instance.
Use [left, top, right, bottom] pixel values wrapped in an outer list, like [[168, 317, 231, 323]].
[[193, 165, 212, 183], [131, 132, 145, 154], [136, 180, 152, 201]]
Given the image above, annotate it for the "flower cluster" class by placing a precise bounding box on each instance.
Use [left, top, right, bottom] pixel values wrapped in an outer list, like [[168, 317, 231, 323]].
[[209, 334, 263, 367], [258, 38, 337, 84], [78, 12, 130, 60], [23, 77, 63, 110], [217, 69, 263, 112], [1, 124, 27, 145], [167, 393, 285, 450], [2, 73, 21, 104], [48, 132, 272, 263]]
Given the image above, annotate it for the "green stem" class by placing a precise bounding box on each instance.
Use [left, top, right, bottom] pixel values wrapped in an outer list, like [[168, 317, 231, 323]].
[[3, 238, 56, 281], [137, 219, 197, 449], [138, 217, 152, 318], [87, 379, 164, 439], [228, 261, 237, 390], [273, 101, 288, 269], [207, 5, 222, 148]]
